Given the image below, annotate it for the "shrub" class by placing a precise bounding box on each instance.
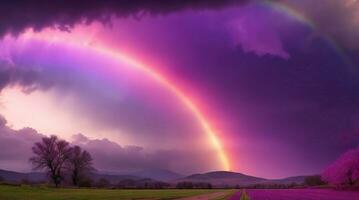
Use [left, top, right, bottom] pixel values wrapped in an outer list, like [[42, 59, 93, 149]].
[[78, 178, 93, 188], [95, 178, 110, 188], [304, 175, 325, 186], [176, 182, 194, 189]]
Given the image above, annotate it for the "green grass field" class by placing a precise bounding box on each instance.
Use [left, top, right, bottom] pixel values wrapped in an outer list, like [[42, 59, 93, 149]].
[[0, 185, 234, 200]]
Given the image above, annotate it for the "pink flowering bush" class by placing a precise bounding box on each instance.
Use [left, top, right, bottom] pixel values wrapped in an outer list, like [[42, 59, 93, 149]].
[[322, 147, 359, 186]]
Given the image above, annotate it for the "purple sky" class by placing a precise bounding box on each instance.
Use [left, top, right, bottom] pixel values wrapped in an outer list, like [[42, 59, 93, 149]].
[[0, 0, 358, 178]]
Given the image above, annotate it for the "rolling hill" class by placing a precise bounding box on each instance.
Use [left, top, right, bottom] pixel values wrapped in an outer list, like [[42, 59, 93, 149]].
[[0, 169, 142, 184], [176, 171, 308, 187], [130, 168, 183, 181], [0, 168, 309, 187], [176, 171, 266, 186], [0, 169, 45, 183]]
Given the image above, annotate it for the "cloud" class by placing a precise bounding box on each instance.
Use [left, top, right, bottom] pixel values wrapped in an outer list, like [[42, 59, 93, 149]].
[[1, 0, 359, 52], [0, 0, 249, 37], [0, 36, 207, 149], [0, 63, 54, 93], [71, 133, 217, 174], [0, 116, 44, 171], [0, 115, 217, 174], [228, 5, 290, 59]]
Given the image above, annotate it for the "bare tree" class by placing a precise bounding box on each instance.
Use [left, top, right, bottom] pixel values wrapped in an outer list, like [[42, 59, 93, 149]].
[[67, 145, 95, 186], [30, 135, 72, 187]]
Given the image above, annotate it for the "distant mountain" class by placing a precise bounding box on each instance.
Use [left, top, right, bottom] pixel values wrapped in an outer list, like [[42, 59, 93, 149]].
[[0, 169, 142, 184], [177, 171, 308, 187], [177, 171, 266, 186], [130, 169, 183, 181], [90, 173, 142, 184], [0, 168, 308, 186], [0, 169, 46, 183], [0, 168, 173, 184]]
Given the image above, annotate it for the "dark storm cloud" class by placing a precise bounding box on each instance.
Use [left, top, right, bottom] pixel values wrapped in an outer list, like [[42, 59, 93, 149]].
[[0, 63, 53, 93], [0, 0, 358, 51], [0, 0, 249, 37], [1, 0, 358, 52]]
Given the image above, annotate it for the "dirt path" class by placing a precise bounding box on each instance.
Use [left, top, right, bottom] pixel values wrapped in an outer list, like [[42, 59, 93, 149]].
[[175, 191, 227, 200]]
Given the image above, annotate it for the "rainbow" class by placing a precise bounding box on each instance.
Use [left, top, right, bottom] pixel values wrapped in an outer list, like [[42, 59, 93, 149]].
[[9, 1, 352, 173], [262, 0, 354, 72], [19, 30, 231, 171]]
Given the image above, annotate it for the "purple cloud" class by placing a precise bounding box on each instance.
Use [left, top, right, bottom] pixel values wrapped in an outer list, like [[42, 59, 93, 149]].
[[0, 116, 44, 171], [72, 133, 218, 174], [228, 5, 290, 59], [0, 0, 249, 37], [0, 115, 218, 174]]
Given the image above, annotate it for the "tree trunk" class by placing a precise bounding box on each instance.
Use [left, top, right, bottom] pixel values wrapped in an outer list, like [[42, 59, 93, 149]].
[[50, 168, 59, 187], [72, 169, 78, 186], [347, 170, 354, 186]]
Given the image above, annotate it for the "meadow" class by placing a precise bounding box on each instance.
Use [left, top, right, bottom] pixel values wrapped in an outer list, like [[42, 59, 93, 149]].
[[0, 185, 234, 200], [1, 184, 359, 200], [245, 189, 359, 200]]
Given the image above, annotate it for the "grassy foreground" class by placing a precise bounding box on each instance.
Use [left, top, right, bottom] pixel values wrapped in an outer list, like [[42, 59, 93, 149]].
[[0, 185, 234, 200]]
